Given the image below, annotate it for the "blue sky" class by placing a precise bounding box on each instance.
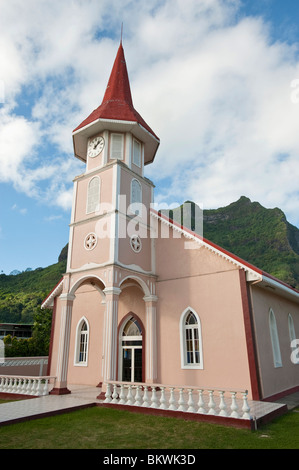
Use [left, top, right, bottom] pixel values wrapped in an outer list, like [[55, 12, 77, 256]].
[[1, 0, 299, 275]]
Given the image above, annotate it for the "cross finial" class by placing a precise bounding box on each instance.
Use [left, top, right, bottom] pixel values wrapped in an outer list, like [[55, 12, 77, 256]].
[[120, 23, 123, 44]]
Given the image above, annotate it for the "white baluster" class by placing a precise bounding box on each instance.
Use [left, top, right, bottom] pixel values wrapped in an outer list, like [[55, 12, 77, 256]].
[[111, 384, 119, 403], [187, 389, 196, 413], [119, 384, 126, 405], [9, 377, 14, 393], [104, 383, 112, 403], [208, 390, 216, 415], [42, 379, 49, 396], [230, 392, 240, 418], [36, 379, 43, 396], [31, 379, 38, 395], [177, 388, 186, 412], [14, 378, 20, 394], [26, 378, 31, 395], [126, 385, 134, 405], [241, 391, 251, 420], [134, 386, 142, 407], [142, 386, 150, 407], [150, 387, 158, 408], [159, 387, 167, 410], [6, 377, 11, 393], [197, 389, 206, 414], [16, 378, 23, 394], [0, 377, 3, 392], [168, 387, 177, 411], [21, 378, 28, 395], [219, 391, 228, 417]]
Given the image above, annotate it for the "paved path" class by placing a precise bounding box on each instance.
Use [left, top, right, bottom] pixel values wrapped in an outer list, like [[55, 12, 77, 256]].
[[0, 385, 101, 426]]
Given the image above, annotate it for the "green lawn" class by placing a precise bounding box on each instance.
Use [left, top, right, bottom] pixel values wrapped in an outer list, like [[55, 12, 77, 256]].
[[0, 405, 298, 449]]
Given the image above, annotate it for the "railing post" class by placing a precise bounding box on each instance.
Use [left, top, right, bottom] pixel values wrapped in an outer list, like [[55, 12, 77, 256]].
[[208, 390, 216, 415], [178, 388, 186, 412], [159, 387, 167, 409], [169, 387, 177, 411], [197, 389, 206, 414], [134, 386, 142, 407], [119, 384, 126, 405], [219, 391, 228, 417], [150, 387, 158, 408], [142, 386, 150, 407], [241, 391, 251, 420], [187, 389, 196, 413], [230, 392, 240, 418], [104, 383, 112, 403], [127, 385, 134, 405]]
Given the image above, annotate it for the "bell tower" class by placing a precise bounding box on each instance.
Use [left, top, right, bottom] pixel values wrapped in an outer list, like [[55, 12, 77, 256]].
[[67, 41, 160, 276], [50, 42, 160, 395]]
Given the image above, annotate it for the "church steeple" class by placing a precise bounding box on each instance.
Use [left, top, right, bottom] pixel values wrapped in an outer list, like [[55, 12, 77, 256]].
[[72, 42, 160, 165], [102, 42, 134, 107]]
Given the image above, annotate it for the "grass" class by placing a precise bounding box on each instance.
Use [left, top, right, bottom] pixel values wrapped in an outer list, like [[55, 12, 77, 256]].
[[0, 405, 298, 449]]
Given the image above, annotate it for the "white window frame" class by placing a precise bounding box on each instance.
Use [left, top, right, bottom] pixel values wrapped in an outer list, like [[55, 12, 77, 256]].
[[110, 133, 124, 160], [86, 176, 100, 214], [269, 309, 282, 368], [74, 317, 90, 367], [180, 307, 203, 369], [132, 138, 142, 168], [118, 316, 143, 382], [130, 178, 142, 216]]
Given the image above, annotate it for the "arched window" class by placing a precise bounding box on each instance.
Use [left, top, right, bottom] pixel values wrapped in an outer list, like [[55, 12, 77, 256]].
[[75, 318, 89, 366], [131, 179, 142, 215], [269, 309, 282, 368], [180, 308, 203, 369], [86, 177, 100, 214]]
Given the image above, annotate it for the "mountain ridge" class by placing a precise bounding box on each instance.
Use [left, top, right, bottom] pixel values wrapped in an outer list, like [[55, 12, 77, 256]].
[[1, 195, 299, 324]]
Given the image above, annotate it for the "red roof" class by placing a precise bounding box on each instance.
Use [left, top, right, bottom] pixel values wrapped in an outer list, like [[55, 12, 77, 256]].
[[73, 43, 159, 141]]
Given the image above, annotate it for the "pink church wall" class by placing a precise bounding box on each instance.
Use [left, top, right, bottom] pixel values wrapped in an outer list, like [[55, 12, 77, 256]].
[[66, 283, 105, 386], [70, 222, 111, 270], [250, 285, 299, 399], [74, 165, 114, 222], [155, 230, 253, 397]]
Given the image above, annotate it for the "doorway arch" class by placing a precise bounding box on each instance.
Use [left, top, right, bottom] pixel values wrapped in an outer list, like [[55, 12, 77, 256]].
[[118, 313, 145, 383]]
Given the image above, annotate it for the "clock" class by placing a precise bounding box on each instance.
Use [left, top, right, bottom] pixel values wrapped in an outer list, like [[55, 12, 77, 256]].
[[87, 136, 105, 158]]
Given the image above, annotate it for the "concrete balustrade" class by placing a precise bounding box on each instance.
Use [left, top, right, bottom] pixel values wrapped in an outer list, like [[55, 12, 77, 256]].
[[0, 375, 56, 396], [104, 381, 252, 421]]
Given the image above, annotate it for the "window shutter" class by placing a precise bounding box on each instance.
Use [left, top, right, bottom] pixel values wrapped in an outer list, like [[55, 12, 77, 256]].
[[111, 133, 124, 160], [133, 139, 141, 167]]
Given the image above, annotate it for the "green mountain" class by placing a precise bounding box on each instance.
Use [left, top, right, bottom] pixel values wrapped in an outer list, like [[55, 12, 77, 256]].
[[164, 196, 299, 289], [0, 251, 67, 324], [1, 195, 299, 326]]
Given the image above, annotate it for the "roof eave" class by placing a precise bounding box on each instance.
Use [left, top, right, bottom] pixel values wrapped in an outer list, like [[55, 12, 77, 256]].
[[72, 118, 159, 164]]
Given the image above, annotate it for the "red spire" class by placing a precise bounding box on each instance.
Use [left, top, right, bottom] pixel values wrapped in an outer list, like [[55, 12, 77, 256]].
[[102, 43, 133, 107], [73, 43, 159, 141]]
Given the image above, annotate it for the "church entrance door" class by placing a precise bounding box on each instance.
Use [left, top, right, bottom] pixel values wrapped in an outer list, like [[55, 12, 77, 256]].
[[121, 317, 143, 383]]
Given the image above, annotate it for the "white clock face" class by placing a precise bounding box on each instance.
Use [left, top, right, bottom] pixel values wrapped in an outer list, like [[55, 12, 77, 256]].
[[87, 136, 105, 158]]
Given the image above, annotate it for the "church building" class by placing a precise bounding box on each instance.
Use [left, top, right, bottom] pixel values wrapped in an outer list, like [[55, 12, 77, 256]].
[[42, 42, 299, 409]]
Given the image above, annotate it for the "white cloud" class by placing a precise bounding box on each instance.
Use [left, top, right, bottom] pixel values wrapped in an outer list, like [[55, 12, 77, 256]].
[[1, 0, 299, 225]]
